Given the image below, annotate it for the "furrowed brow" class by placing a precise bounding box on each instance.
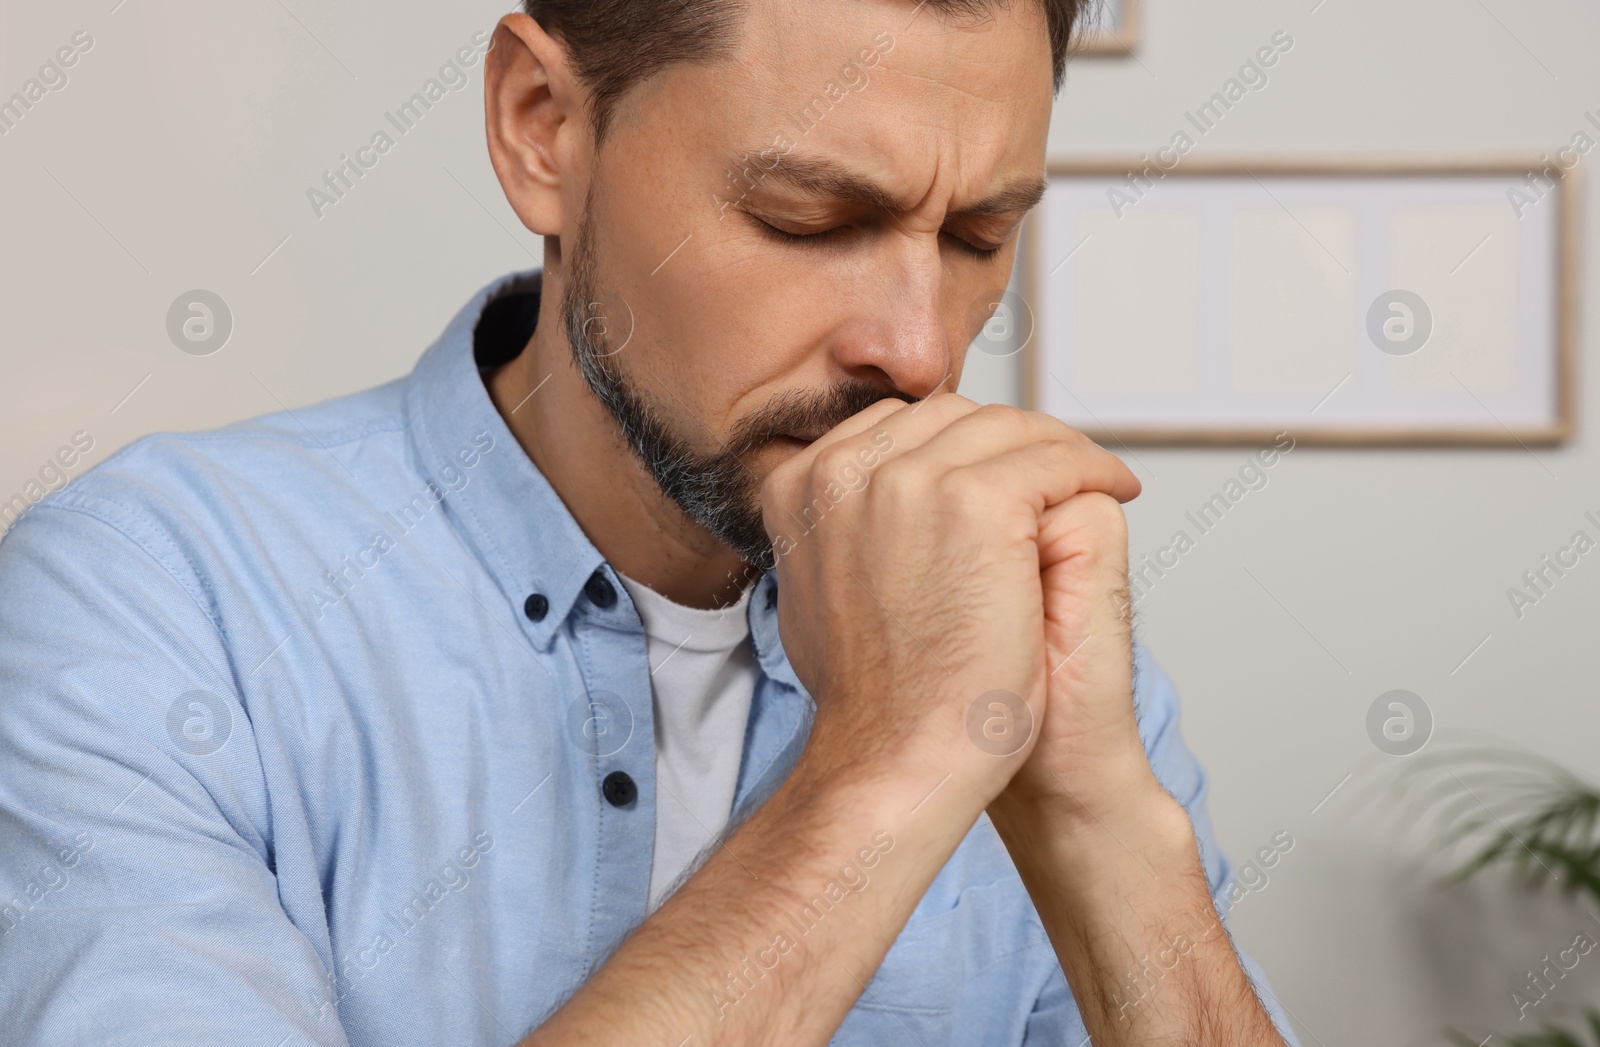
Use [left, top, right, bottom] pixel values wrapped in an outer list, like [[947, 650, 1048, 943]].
[[734, 151, 1046, 220], [948, 178, 1047, 220], [743, 153, 903, 212]]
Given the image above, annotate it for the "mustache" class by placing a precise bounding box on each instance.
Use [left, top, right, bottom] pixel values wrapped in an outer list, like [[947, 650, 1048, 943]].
[[727, 381, 919, 454]]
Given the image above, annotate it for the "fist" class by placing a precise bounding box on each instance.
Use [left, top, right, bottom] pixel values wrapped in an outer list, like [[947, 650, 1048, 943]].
[[761, 394, 1141, 806]]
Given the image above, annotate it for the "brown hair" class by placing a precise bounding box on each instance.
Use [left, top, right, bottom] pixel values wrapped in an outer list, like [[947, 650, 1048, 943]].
[[522, 0, 1087, 147]]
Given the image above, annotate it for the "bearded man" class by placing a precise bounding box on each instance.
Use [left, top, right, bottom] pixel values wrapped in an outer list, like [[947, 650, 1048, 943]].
[[0, 2, 1298, 1044]]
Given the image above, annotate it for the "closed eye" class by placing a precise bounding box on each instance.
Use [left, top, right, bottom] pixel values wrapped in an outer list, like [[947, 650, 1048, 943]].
[[753, 218, 851, 248], [751, 216, 1002, 261], [942, 233, 1003, 261]]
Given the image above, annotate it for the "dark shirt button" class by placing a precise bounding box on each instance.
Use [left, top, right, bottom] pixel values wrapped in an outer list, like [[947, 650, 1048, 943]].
[[584, 570, 617, 609], [523, 593, 549, 621], [766, 585, 777, 611], [602, 770, 636, 807]]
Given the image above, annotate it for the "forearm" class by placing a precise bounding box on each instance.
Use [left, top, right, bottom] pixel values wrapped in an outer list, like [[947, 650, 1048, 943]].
[[520, 741, 989, 1047], [990, 778, 1286, 1046]]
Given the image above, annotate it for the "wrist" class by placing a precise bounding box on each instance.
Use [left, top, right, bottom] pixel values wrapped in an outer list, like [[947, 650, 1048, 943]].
[[990, 747, 1170, 826], [989, 772, 1196, 889], [988, 785, 1279, 1043], [791, 707, 1003, 824]]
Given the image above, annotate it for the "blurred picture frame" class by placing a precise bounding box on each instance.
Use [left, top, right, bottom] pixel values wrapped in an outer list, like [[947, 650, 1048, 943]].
[[1075, 0, 1142, 57], [1016, 157, 1580, 446]]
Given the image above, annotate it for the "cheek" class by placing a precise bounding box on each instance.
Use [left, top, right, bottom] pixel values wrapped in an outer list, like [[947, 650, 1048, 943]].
[[637, 279, 822, 434], [581, 125, 856, 450]]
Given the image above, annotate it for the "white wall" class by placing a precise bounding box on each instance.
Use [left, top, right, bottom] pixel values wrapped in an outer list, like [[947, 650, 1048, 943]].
[[3, 1, 1598, 1042]]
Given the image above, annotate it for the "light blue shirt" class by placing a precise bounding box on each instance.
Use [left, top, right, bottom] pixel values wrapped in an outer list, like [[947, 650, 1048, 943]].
[[0, 267, 1299, 1046]]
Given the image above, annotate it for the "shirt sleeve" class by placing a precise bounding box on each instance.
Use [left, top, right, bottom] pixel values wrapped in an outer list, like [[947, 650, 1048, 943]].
[[1020, 640, 1302, 1047], [0, 497, 351, 1046]]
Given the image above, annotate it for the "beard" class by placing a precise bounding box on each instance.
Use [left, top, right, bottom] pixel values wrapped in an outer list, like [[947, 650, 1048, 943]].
[[560, 185, 914, 575]]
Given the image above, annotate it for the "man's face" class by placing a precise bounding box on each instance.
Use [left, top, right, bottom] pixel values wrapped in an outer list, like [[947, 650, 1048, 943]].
[[558, 0, 1054, 572]]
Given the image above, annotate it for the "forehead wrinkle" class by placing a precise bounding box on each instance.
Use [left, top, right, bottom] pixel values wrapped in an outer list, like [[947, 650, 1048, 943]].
[[884, 65, 1020, 109], [939, 129, 1043, 219], [730, 148, 1045, 221]]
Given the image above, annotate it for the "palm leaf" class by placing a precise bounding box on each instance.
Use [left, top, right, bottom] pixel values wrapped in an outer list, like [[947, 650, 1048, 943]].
[[1364, 737, 1600, 1047], [1361, 734, 1600, 907]]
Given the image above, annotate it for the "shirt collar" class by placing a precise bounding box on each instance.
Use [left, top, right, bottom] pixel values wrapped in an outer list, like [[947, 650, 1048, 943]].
[[405, 267, 601, 653], [403, 267, 809, 698]]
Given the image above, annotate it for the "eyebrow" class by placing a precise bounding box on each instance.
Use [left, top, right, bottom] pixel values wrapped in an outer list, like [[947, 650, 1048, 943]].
[[731, 150, 1047, 221]]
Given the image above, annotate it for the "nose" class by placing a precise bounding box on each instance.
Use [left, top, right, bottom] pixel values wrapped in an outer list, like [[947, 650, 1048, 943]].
[[829, 236, 954, 400]]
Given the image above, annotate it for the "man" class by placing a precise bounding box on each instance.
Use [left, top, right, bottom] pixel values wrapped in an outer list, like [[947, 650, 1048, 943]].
[[0, 1, 1299, 1044]]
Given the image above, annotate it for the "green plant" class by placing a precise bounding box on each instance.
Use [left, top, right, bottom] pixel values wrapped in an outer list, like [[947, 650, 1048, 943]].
[[1382, 742, 1600, 906], [1374, 739, 1600, 1047], [1445, 1009, 1600, 1047]]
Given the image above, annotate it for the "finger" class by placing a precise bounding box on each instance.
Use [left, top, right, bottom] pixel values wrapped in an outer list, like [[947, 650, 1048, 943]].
[[913, 431, 1141, 507], [1037, 491, 1131, 593], [800, 395, 919, 456], [896, 404, 1140, 503], [818, 392, 984, 454], [777, 392, 982, 483], [1036, 492, 1135, 694]]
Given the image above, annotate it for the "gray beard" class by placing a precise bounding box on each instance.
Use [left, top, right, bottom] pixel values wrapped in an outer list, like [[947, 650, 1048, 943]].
[[559, 188, 912, 575]]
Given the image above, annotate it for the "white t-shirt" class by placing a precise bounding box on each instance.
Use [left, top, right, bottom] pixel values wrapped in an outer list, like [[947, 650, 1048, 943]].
[[614, 571, 759, 911]]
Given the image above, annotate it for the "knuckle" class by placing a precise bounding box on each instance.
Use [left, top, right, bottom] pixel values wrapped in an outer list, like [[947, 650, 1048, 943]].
[[979, 401, 1025, 420], [936, 468, 993, 512], [870, 459, 927, 506], [761, 460, 804, 514], [1028, 409, 1088, 444], [1042, 437, 1089, 471], [810, 441, 862, 485], [759, 463, 787, 503], [934, 470, 998, 521], [924, 391, 979, 419], [976, 401, 1027, 425]]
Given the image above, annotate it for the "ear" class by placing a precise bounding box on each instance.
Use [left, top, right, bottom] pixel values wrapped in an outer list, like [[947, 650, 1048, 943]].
[[484, 13, 586, 238]]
